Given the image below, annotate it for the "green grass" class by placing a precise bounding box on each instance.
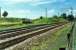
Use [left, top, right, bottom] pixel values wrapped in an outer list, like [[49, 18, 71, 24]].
[[0, 18, 24, 30], [0, 23, 48, 31], [0, 17, 67, 31], [0, 24, 26, 30], [0, 18, 22, 26], [33, 17, 67, 24], [0, 24, 35, 31], [31, 24, 71, 50], [9, 24, 71, 50], [44, 24, 71, 50], [46, 25, 71, 50]]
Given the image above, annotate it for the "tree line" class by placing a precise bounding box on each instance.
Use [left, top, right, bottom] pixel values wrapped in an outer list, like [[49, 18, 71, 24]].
[[2, 11, 74, 24], [61, 13, 74, 22], [40, 13, 74, 22]]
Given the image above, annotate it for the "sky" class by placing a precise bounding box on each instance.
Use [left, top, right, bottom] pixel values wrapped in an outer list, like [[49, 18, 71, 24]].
[[0, 0, 76, 19]]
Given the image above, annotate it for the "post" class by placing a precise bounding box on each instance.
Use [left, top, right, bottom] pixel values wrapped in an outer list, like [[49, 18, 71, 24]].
[[0, 7, 1, 17], [59, 48, 66, 50], [45, 8, 48, 24]]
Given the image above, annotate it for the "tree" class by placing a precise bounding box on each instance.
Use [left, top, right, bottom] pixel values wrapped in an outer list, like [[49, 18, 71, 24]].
[[61, 13, 67, 19], [67, 14, 74, 21], [2, 11, 8, 18], [53, 15, 59, 22], [40, 16, 43, 19], [53, 15, 58, 19]]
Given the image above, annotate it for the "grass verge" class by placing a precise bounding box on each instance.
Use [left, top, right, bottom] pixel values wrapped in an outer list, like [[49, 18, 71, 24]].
[[31, 24, 71, 50]]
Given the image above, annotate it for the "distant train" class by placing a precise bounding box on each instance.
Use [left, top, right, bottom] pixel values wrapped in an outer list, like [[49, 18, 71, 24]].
[[22, 18, 32, 24]]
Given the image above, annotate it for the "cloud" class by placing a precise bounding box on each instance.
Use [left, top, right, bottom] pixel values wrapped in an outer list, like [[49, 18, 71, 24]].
[[40, 9, 56, 17], [1, 9, 32, 18], [1, 0, 31, 3], [0, 0, 41, 4], [48, 9, 56, 16], [72, 10, 76, 16], [0, 0, 66, 5], [30, 0, 66, 6], [0, 0, 67, 19], [48, 9, 55, 13], [65, 9, 76, 16], [30, 1, 55, 6]]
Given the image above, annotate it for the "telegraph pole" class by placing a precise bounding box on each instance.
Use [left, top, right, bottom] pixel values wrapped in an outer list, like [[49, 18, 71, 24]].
[[58, 12, 60, 17], [0, 7, 1, 17], [41, 8, 42, 17], [45, 8, 48, 24], [70, 7, 73, 15], [45, 8, 47, 18]]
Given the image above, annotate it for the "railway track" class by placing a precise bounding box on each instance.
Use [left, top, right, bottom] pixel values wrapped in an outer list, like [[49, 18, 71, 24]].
[[0, 25, 51, 40], [0, 24, 48, 34], [0, 23, 65, 49]]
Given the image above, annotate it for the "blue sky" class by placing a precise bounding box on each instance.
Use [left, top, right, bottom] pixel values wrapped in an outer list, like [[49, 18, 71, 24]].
[[0, 0, 76, 19]]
